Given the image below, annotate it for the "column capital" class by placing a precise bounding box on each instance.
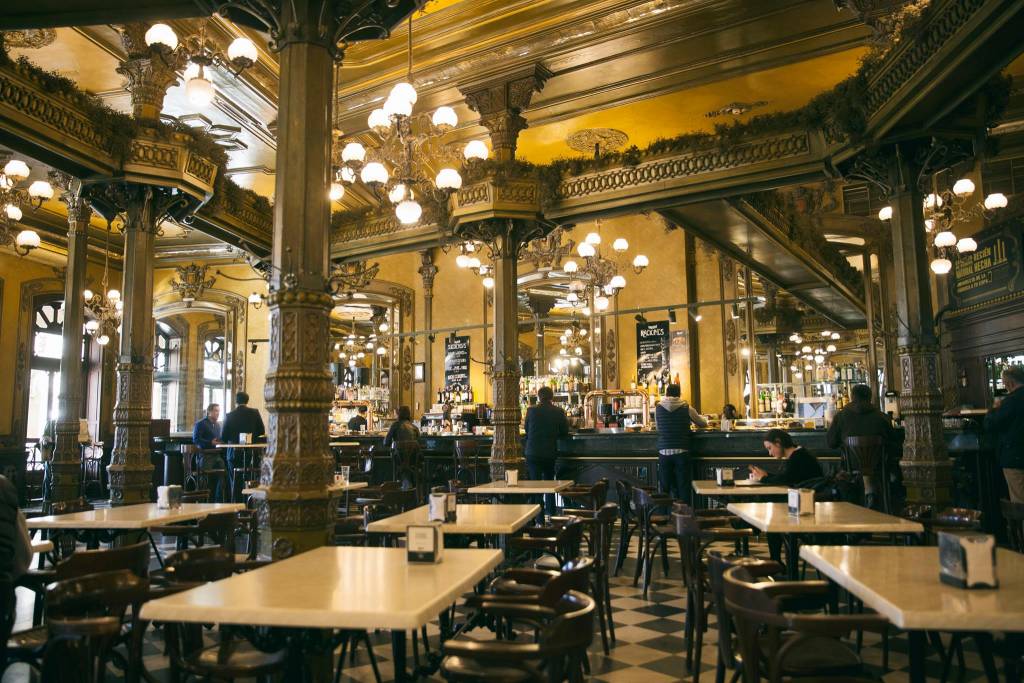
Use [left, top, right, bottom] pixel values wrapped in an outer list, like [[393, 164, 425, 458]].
[[459, 64, 551, 161], [116, 23, 183, 121], [418, 249, 438, 295]]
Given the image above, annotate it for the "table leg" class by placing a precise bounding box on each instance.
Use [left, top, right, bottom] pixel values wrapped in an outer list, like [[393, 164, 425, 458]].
[[785, 534, 800, 580], [908, 630, 926, 683], [392, 630, 409, 683]]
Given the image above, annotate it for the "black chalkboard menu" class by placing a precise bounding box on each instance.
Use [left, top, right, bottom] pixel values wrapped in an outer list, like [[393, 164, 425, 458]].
[[636, 320, 670, 386], [444, 335, 470, 388], [950, 219, 1023, 309]]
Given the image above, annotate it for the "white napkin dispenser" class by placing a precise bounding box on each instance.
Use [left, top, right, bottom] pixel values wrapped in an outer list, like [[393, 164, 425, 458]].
[[156, 485, 183, 510], [787, 488, 815, 515], [939, 531, 998, 589], [428, 492, 448, 522], [407, 523, 444, 563], [715, 468, 734, 487]]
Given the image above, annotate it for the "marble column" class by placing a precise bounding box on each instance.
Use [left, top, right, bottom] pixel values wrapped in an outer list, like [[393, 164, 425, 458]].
[[50, 186, 91, 504], [418, 250, 437, 404], [887, 144, 951, 505], [260, 4, 336, 559], [108, 185, 160, 505]]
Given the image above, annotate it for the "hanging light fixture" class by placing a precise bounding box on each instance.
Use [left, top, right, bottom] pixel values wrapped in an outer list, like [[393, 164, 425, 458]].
[[333, 15, 463, 226], [83, 221, 122, 345], [0, 158, 49, 257]]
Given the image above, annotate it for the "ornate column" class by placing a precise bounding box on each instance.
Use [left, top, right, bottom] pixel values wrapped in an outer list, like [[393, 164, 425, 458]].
[[50, 179, 91, 504], [862, 247, 881, 401], [743, 267, 758, 417], [457, 67, 550, 479], [107, 185, 164, 504], [683, 233, 701, 406], [259, 1, 339, 559], [528, 295, 555, 374], [418, 250, 437, 403], [887, 143, 951, 505]]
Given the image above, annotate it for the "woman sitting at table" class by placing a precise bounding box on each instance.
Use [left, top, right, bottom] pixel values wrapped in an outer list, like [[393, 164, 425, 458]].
[[748, 429, 822, 485]]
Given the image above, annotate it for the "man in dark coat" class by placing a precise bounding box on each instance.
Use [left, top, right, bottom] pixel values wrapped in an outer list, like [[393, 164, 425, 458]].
[[221, 392, 266, 501], [523, 386, 569, 517], [827, 384, 896, 509], [0, 474, 32, 580], [986, 366, 1024, 502]]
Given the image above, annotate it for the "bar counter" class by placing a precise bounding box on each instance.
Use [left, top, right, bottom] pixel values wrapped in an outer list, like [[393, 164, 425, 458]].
[[333, 428, 989, 510]]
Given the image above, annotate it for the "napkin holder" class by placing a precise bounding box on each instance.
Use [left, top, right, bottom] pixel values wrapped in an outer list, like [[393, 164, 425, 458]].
[[156, 485, 183, 510], [505, 469, 519, 486], [715, 468, 734, 487], [428, 492, 448, 522], [240, 432, 252, 444], [445, 491, 458, 523], [787, 488, 815, 515], [407, 523, 444, 564], [939, 531, 998, 589]]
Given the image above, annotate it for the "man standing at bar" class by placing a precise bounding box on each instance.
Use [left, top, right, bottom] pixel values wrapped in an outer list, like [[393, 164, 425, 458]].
[[986, 366, 1024, 503], [523, 386, 569, 518], [656, 384, 707, 504], [221, 392, 266, 501], [827, 383, 896, 509], [192, 404, 224, 501]]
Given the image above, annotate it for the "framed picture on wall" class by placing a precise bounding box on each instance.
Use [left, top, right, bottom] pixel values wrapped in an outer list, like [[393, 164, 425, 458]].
[[414, 362, 425, 383]]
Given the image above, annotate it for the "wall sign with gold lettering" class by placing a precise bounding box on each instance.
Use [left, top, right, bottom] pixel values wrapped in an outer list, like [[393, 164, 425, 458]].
[[950, 219, 1023, 310]]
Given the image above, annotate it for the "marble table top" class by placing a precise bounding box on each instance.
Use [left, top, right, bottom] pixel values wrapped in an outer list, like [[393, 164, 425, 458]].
[[242, 481, 368, 498], [31, 540, 53, 553], [800, 545, 1024, 631], [467, 480, 574, 495], [26, 503, 245, 530], [692, 480, 790, 497], [215, 443, 266, 449], [726, 502, 924, 534], [329, 441, 362, 447], [140, 546, 503, 630], [366, 504, 539, 535]]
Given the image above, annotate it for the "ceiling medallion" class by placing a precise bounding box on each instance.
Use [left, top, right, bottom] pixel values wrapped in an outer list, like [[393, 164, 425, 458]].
[[566, 129, 629, 157], [1, 29, 57, 49], [705, 101, 768, 118]]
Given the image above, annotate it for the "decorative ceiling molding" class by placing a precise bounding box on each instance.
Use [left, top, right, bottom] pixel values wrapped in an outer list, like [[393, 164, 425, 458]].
[[1, 28, 56, 49], [705, 100, 769, 118]]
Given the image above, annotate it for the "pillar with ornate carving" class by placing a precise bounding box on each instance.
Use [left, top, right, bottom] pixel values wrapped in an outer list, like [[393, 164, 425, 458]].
[[107, 185, 162, 504], [50, 181, 91, 504], [418, 250, 437, 404], [887, 144, 951, 505], [258, 4, 339, 559], [116, 23, 182, 122]]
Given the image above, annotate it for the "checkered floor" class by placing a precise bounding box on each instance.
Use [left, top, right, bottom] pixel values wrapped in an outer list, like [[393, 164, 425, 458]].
[[4, 531, 997, 683]]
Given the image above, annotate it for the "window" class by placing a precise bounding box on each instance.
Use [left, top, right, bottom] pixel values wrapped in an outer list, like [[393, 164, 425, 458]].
[[842, 183, 888, 217], [26, 299, 63, 441], [152, 321, 181, 430], [982, 156, 1024, 198], [202, 335, 226, 410]]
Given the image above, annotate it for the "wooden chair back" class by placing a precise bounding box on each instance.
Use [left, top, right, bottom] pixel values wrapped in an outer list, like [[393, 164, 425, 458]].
[[41, 616, 123, 683], [162, 546, 234, 584], [45, 569, 148, 623], [1001, 498, 1024, 552], [55, 541, 151, 582]]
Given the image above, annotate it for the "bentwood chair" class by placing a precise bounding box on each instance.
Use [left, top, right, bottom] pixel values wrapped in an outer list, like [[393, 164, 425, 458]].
[[613, 480, 641, 576], [723, 562, 886, 683], [1002, 498, 1024, 552], [443, 590, 596, 683]]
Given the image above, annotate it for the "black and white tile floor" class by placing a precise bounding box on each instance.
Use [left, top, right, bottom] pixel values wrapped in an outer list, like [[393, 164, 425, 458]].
[[4, 532, 995, 683]]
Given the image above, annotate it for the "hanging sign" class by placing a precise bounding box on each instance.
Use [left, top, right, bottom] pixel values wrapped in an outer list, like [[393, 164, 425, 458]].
[[444, 335, 470, 388], [950, 219, 1023, 309], [636, 321, 670, 386], [669, 330, 689, 385]]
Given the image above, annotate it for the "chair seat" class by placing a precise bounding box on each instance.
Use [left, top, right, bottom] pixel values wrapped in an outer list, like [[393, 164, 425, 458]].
[[441, 655, 538, 683], [777, 634, 862, 677], [185, 639, 288, 677], [7, 626, 47, 652]]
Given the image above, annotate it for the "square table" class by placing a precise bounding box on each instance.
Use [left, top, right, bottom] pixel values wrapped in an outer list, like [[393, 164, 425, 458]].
[[727, 502, 923, 578], [141, 546, 503, 682], [466, 480, 574, 496], [27, 503, 245, 563], [366, 504, 539, 536], [691, 480, 790, 507], [801, 545, 1024, 683]]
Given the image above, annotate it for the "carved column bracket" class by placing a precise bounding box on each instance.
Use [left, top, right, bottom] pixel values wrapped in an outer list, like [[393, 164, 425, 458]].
[[116, 23, 183, 122], [459, 64, 551, 161]]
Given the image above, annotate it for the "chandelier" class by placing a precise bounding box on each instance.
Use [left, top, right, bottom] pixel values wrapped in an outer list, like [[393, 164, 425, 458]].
[[1, 158, 52, 256], [333, 316, 388, 369], [83, 222, 122, 346], [332, 17, 488, 225], [787, 329, 842, 379], [877, 173, 1007, 275], [452, 241, 497, 288], [561, 220, 649, 312], [143, 21, 258, 108], [170, 263, 216, 306]]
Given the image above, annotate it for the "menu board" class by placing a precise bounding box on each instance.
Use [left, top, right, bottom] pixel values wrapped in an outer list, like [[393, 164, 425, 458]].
[[444, 335, 470, 388], [950, 220, 1023, 309], [636, 321, 670, 386], [669, 330, 689, 384]]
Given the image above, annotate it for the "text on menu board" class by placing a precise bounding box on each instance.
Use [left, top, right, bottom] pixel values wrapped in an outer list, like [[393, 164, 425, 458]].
[[636, 320, 670, 386], [951, 220, 1022, 309], [444, 335, 470, 388]]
